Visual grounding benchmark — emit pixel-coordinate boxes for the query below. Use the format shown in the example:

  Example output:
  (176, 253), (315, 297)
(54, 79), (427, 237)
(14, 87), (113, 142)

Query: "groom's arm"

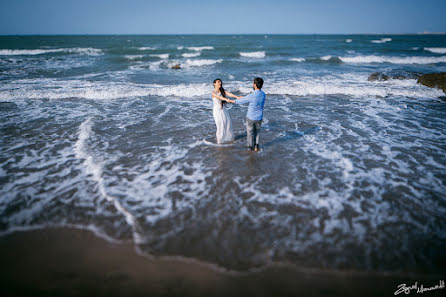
(234, 92), (254, 105)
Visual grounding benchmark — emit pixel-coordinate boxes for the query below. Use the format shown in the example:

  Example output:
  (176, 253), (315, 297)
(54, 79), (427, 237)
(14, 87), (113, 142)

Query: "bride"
(211, 79), (239, 144)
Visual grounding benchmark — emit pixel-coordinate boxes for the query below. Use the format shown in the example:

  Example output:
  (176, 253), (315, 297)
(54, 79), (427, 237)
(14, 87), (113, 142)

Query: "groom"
(229, 77), (266, 151)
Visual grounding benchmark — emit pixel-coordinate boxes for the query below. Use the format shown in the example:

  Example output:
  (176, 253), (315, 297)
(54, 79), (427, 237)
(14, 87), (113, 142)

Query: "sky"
(0, 0), (445, 35)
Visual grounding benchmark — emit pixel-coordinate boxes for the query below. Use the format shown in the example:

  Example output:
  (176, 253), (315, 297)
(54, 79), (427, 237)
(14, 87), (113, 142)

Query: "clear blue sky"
(1, 0), (445, 35)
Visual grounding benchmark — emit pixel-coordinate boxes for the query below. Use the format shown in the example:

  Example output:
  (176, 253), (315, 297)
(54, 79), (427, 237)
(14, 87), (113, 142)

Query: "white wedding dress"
(212, 93), (234, 144)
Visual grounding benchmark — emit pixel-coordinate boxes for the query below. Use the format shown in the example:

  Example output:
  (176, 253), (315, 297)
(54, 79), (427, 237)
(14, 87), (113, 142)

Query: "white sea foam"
(92, 137), (213, 230)
(339, 55), (446, 64)
(0, 49), (64, 55)
(345, 39), (352, 43)
(259, 74), (444, 98)
(67, 48), (103, 56)
(182, 58), (222, 67)
(0, 48), (103, 56)
(177, 46), (184, 50)
(424, 47), (446, 54)
(0, 78), (211, 100)
(289, 58), (305, 62)
(147, 60), (163, 70)
(371, 38), (392, 44)
(150, 53), (169, 59)
(182, 52), (201, 58)
(124, 55), (144, 60)
(146, 83), (209, 97)
(236, 74), (442, 98)
(156, 58), (222, 70)
(186, 46), (214, 51)
(74, 118), (143, 243)
(240, 51), (266, 58)
(1, 73), (443, 101)
(138, 47), (155, 50)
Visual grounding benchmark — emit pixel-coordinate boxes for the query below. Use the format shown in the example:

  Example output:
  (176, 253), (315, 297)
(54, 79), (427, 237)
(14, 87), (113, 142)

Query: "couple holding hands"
(211, 77), (266, 151)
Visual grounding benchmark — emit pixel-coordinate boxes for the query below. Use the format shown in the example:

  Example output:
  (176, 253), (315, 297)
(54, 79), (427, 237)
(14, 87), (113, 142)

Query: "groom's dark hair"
(254, 77), (263, 89)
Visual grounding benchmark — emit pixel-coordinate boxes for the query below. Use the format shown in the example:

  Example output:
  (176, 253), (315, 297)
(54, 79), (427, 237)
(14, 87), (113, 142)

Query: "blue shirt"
(235, 90), (266, 121)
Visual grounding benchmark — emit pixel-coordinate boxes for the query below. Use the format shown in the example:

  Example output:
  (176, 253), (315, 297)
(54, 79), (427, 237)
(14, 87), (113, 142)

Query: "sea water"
(0, 35), (445, 272)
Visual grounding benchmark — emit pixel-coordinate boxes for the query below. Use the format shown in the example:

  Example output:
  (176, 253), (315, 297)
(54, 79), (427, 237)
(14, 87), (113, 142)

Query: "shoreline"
(0, 227), (444, 297)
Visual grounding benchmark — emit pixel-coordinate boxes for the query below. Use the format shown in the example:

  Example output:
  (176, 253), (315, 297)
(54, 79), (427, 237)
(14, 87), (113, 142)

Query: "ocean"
(0, 35), (445, 273)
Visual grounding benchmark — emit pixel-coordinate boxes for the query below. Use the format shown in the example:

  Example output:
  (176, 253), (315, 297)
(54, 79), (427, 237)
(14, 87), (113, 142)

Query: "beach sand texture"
(1, 228), (444, 297)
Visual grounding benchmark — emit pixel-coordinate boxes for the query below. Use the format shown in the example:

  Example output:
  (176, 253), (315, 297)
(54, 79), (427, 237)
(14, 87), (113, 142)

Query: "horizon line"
(1, 32), (446, 36)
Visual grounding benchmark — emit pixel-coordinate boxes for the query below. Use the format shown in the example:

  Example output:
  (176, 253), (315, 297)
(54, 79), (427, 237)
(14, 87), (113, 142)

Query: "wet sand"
(0, 227), (444, 297)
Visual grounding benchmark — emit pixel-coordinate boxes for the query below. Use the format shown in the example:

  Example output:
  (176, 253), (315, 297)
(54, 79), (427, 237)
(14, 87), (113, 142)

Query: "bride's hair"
(213, 78), (226, 109)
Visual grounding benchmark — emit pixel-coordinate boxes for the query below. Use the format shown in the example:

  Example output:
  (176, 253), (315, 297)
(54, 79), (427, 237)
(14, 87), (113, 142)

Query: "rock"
(171, 64), (181, 69)
(391, 72), (420, 80)
(417, 73), (446, 93)
(368, 72), (422, 82)
(367, 72), (390, 81)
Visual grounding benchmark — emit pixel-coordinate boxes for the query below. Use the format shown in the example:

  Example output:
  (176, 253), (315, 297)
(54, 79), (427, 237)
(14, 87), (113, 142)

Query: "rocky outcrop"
(367, 72), (390, 81)
(417, 73), (446, 93)
(367, 72), (446, 96)
(171, 64), (181, 69)
(367, 72), (420, 82)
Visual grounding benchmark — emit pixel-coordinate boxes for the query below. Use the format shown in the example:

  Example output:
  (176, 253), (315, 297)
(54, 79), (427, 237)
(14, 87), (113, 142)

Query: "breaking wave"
(182, 52), (201, 58)
(1, 74), (443, 101)
(186, 46), (214, 51)
(288, 55), (446, 65)
(424, 47), (446, 54)
(150, 53), (169, 59)
(371, 38), (392, 44)
(339, 55), (446, 64)
(0, 48), (103, 56)
(240, 51), (266, 58)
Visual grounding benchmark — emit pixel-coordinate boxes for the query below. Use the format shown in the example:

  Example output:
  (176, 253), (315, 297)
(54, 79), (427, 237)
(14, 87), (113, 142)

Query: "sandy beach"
(0, 227), (444, 297)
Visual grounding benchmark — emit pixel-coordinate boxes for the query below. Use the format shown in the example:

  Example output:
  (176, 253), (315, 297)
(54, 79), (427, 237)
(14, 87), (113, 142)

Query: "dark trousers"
(246, 118), (262, 149)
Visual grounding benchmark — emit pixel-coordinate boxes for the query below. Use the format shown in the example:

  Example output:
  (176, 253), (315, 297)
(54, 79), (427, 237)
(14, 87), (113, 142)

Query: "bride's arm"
(212, 92), (232, 102)
(225, 91), (238, 99)
(226, 91), (242, 99)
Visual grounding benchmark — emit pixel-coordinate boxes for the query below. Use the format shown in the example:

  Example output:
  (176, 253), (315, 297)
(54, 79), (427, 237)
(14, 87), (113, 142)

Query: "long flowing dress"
(212, 93), (234, 144)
